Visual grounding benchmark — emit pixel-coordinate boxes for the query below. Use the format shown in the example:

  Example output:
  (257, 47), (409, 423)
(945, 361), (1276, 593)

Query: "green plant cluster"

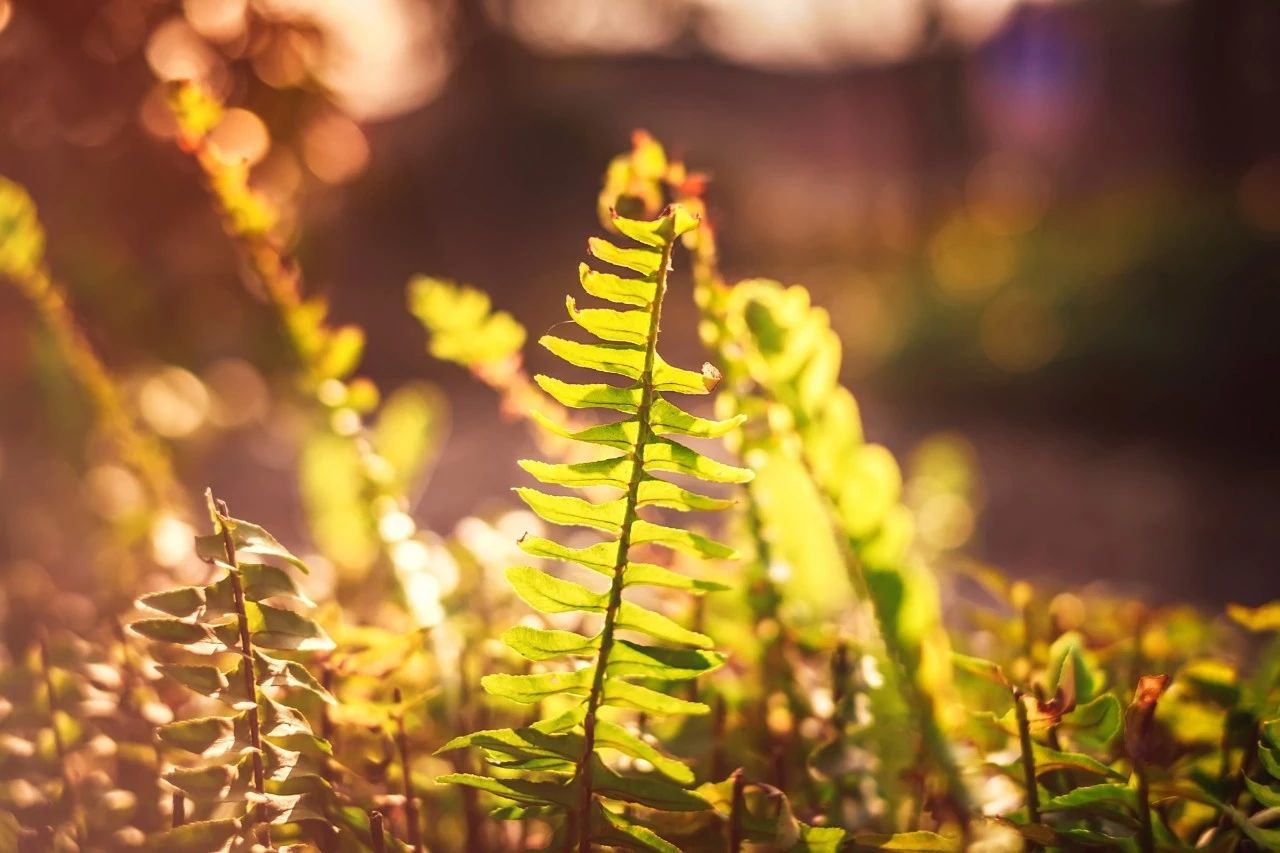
(1, 94), (1278, 853)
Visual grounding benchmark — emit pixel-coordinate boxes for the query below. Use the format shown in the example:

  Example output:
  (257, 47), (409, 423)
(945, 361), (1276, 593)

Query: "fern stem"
(1136, 764), (1154, 853)
(217, 499), (269, 849)
(571, 237), (676, 853)
(1013, 688), (1041, 847)
(392, 688), (423, 853)
(727, 768), (746, 853)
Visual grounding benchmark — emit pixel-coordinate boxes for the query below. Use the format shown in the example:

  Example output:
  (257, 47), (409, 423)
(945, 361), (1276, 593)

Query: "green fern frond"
(717, 278), (973, 824)
(132, 491), (391, 851)
(439, 204), (751, 851)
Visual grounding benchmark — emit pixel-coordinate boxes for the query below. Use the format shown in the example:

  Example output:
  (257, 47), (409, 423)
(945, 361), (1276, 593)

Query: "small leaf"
(159, 716), (241, 758)
(254, 651), (335, 703)
(156, 664), (231, 698)
(239, 563), (313, 606)
(652, 356), (715, 395)
(578, 263), (655, 308)
(530, 411), (638, 451)
(520, 457), (633, 491)
(624, 560), (728, 593)
(591, 756), (708, 811)
(245, 602), (335, 652)
(137, 587), (206, 618)
(1028, 743), (1124, 780)
(566, 296), (651, 345)
(594, 720), (693, 785)
(587, 238), (663, 276)
(593, 803), (681, 853)
(506, 566), (605, 615)
(603, 680), (709, 716)
(950, 653), (1009, 688)
(481, 670), (593, 704)
(501, 626), (598, 661)
(1063, 694), (1122, 750)
(514, 488), (626, 534)
(1041, 783), (1137, 815)
(643, 437), (754, 484)
(631, 519), (735, 560)
(541, 336), (646, 380)
(616, 600), (714, 648)
(648, 398), (743, 439)
(533, 375), (641, 414)
(436, 773), (573, 807)
(162, 759), (249, 801)
(519, 535), (616, 573)
(1245, 776), (1280, 808)
(607, 641), (724, 680)
(223, 517), (308, 573)
(130, 618), (214, 648)
(636, 478), (732, 512)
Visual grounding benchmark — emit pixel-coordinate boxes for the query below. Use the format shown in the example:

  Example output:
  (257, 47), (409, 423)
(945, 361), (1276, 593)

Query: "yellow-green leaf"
(566, 296), (651, 345)
(501, 626), (597, 660)
(514, 488), (626, 534)
(540, 336), (645, 380)
(587, 238), (663, 276)
(534, 375), (641, 414)
(578, 263), (655, 308)
(506, 567), (605, 615)
(632, 519), (735, 559)
(643, 438), (754, 484)
(482, 670), (593, 704)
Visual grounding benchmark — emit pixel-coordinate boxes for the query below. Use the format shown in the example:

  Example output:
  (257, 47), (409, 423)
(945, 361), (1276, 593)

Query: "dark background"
(1, 0), (1278, 603)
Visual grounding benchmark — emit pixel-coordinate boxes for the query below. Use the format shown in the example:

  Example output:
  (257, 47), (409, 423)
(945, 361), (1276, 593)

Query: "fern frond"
(440, 204), (751, 851)
(716, 278), (973, 825)
(132, 491), (391, 851)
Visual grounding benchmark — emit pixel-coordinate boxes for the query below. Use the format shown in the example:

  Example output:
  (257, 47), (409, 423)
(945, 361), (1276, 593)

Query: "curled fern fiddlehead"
(438, 204), (752, 851)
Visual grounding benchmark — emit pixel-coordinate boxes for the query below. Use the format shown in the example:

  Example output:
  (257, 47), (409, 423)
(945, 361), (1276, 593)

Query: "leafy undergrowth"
(0, 89), (1277, 852)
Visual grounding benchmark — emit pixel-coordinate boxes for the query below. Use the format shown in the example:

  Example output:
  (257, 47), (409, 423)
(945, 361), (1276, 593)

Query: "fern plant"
(131, 490), (391, 851)
(438, 203), (752, 851)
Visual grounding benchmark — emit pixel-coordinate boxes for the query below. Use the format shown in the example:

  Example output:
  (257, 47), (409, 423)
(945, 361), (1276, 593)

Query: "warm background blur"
(1, 0), (1278, 605)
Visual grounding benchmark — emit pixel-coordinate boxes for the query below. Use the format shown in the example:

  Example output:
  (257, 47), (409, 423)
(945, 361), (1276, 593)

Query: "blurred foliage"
(1, 103), (1279, 853)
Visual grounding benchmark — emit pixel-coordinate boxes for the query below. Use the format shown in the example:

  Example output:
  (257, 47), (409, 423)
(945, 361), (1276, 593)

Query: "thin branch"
(216, 498), (269, 849)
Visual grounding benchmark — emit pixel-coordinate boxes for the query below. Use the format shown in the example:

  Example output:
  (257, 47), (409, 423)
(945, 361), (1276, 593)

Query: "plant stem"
(392, 688), (423, 852)
(370, 811), (387, 853)
(712, 695), (728, 783)
(1136, 764), (1154, 853)
(216, 499), (269, 849)
(172, 793), (185, 828)
(1013, 688), (1041, 846)
(571, 236), (676, 853)
(37, 634), (80, 844)
(727, 768), (746, 853)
